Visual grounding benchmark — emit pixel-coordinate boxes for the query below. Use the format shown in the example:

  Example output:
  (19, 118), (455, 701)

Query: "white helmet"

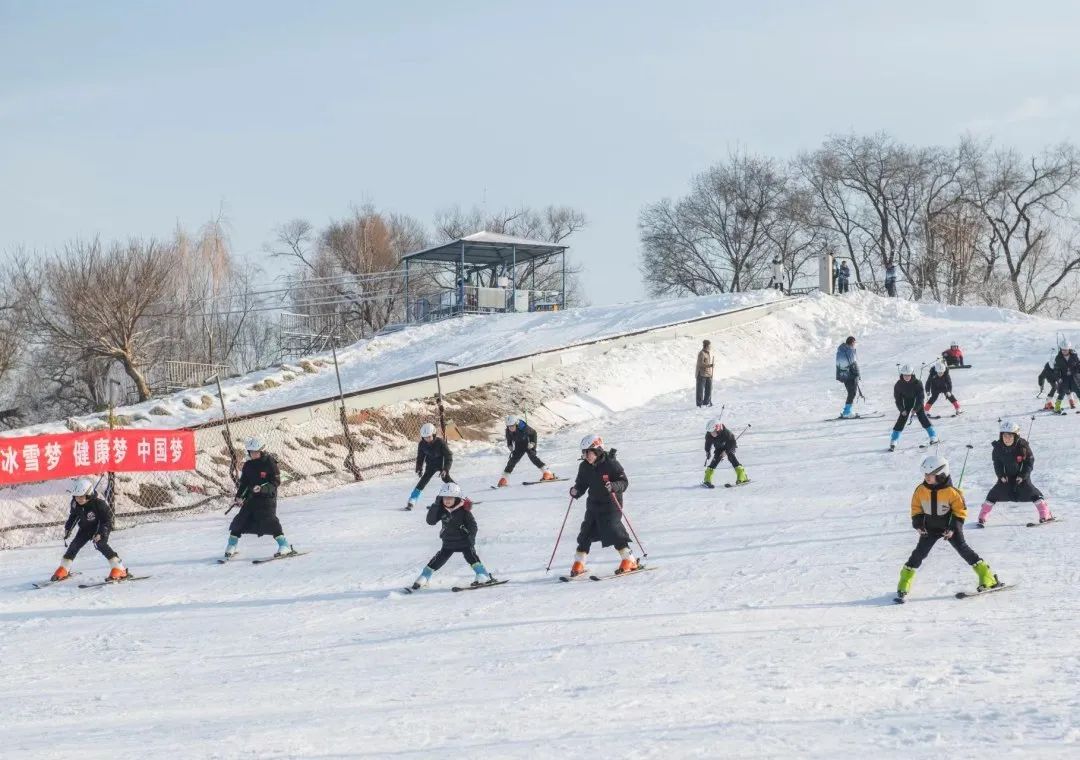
(707, 419), (724, 434)
(438, 482), (463, 500)
(899, 364), (915, 376)
(244, 437), (265, 452)
(419, 423), (436, 438)
(69, 477), (95, 497)
(505, 415), (520, 428)
(579, 433), (605, 453)
(950, 341), (959, 349)
(999, 419), (1021, 435)
(1058, 335), (1070, 349)
(1063, 341), (1074, 352)
(933, 359), (946, 374)
(921, 454), (950, 479)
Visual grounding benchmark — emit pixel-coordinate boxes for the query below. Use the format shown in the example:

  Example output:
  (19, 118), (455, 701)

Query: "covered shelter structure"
(400, 231), (568, 324)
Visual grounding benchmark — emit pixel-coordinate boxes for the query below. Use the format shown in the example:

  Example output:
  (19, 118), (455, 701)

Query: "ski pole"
(735, 424), (752, 440)
(545, 495), (575, 572)
(957, 444), (974, 488)
(602, 476), (648, 559)
(856, 381), (865, 401)
(1027, 414), (1036, 440)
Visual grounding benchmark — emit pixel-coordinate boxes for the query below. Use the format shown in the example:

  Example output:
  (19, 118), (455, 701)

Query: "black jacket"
(1053, 350), (1080, 379)
(415, 436), (452, 473)
(705, 428), (738, 457)
(573, 449), (628, 508)
(924, 367), (952, 394)
(992, 436), (1033, 480)
(894, 376), (925, 412)
(235, 454), (281, 501)
(1038, 362), (1058, 391)
(506, 423), (538, 452)
(64, 495), (114, 540)
(426, 498), (477, 551)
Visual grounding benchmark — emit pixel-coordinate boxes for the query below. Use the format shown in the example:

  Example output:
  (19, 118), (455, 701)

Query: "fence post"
(332, 343), (363, 481)
(434, 361), (460, 439)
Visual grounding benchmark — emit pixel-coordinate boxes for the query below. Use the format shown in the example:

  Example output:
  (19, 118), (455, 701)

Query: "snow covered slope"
(3, 292), (1079, 758)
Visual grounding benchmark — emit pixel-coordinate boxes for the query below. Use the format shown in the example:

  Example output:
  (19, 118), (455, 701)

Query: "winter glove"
(604, 481), (614, 492)
(528, 442), (535, 450)
(92, 534), (101, 543)
(1000, 476), (1008, 484)
(569, 487), (579, 498)
(415, 467), (422, 476)
(911, 514), (926, 531)
(441, 470), (449, 479)
(64, 528), (72, 541)
(1016, 476), (1024, 483)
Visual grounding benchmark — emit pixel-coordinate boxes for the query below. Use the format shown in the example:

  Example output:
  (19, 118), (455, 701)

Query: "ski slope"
(3, 293), (1079, 758)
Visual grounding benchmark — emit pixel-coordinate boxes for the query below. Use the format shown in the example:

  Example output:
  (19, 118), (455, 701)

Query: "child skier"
(407, 422), (453, 510)
(1052, 340), (1080, 413)
(976, 419), (1054, 526)
(895, 455), (1001, 602)
(835, 336), (860, 418)
(941, 342), (965, 368)
(50, 477), (129, 583)
(411, 482), (494, 590)
(496, 415), (555, 487)
(224, 438), (295, 560)
(889, 364), (938, 451)
(566, 434), (638, 577)
(924, 359), (962, 416)
(702, 419), (749, 488)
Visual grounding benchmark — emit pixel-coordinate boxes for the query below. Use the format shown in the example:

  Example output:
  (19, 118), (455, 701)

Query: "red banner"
(0, 429), (196, 486)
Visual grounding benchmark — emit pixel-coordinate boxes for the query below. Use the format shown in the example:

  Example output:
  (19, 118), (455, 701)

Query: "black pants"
(842, 378), (858, 405)
(838, 279), (849, 294)
(229, 500), (283, 538)
(893, 407), (931, 432)
(427, 546), (481, 570)
(926, 390), (957, 407)
(696, 375), (713, 406)
(415, 466), (453, 491)
(1056, 376), (1080, 400)
(64, 525), (118, 562)
(505, 447), (545, 473)
(905, 526), (981, 569)
(708, 450), (741, 469)
(885, 281), (896, 297)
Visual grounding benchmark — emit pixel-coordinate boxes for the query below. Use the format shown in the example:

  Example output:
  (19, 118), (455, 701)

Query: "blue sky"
(2, 0), (1079, 304)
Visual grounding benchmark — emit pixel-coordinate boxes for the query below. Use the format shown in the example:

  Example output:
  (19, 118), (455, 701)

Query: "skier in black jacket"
(976, 420), (1054, 526)
(702, 419), (749, 488)
(924, 359), (962, 416)
(407, 422), (454, 510)
(50, 477), (129, 583)
(566, 434), (637, 577)
(889, 364), (938, 451)
(496, 415), (555, 487)
(1038, 361), (1058, 410)
(1052, 342), (1080, 413)
(224, 438), (295, 560)
(410, 483), (493, 589)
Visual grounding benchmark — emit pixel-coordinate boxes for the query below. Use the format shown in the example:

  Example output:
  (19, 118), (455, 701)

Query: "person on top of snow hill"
(496, 415), (555, 487)
(1052, 340), (1080, 413)
(889, 364), (937, 452)
(837, 261), (851, 294)
(941, 342), (964, 368)
(976, 420), (1054, 527)
(567, 434), (636, 578)
(223, 438), (295, 560)
(702, 419), (749, 488)
(894, 455), (1001, 602)
(406, 422), (454, 510)
(835, 336), (860, 418)
(50, 477), (129, 583)
(924, 359), (962, 416)
(410, 483), (493, 590)
(695, 339), (715, 407)
(1038, 360), (1059, 410)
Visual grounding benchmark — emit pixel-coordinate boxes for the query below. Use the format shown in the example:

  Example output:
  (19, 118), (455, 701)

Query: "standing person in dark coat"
(835, 336), (860, 418)
(224, 438), (295, 560)
(496, 415), (555, 487)
(1038, 361), (1059, 410)
(889, 364), (938, 451)
(1052, 341), (1080, 413)
(923, 359), (962, 416)
(884, 263), (898, 297)
(701, 419), (749, 488)
(410, 483), (493, 589)
(407, 422), (453, 510)
(695, 339), (715, 407)
(50, 477), (129, 583)
(976, 420), (1054, 526)
(566, 434), (637, 578)
(837, 261), (851, 293)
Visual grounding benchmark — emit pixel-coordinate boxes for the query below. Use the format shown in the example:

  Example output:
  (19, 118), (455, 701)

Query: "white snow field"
(3, 292), (1079, 759)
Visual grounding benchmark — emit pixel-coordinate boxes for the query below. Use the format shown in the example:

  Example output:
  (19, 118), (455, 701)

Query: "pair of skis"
(33, 573), (152, 590)
(217, 549), (309, 565)
(825, 412), (885, 422)
(491, 477), (567, 490)
(894, 582), (1013, 604)
(402, 578), (509, 594)
(558, 565), (657, 583)
(702, 480), (751, 489)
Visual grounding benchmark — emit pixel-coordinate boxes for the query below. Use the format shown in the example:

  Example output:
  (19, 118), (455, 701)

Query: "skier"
(695, 339), (715, 407)
(837, 261), (851, 294)
(889, 364), (937, 451)
(496, 415), (555, 487)
(410, 482), (493, 590)
(702, 419), (749, 488)
(566, 434), (637, 578)
(976, 420), (1054, 526)
(884, 263), (897, 298)
(50, 477), (129, 582)
(835, 336), (860, 418)
(1038, 360), (1059, 410)
(1052, 340), (1080, 413)
(223, 437), (295, 559)
(894, 455), (1001, 602)
(924, 359), (962, 416)
(407, 422), (453, 510)
(941, 342), (965, 368)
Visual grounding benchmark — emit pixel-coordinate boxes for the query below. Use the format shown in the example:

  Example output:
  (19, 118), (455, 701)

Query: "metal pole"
(404, 260), (410, 324)
(332, 343), (362, 481)
(434, 360), (460, 439)
(210, 374), (240, 485)
(107, 379), (121, 509)
(561, 250), (566, 309)
(512, 245), (517, 312)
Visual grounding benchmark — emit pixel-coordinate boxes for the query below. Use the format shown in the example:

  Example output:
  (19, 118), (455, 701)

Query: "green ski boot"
(973, 560), (1000, 591)
(734, 465), (750, 484)
(895, 565), (916, 602)
(703, 467), (715, 489)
